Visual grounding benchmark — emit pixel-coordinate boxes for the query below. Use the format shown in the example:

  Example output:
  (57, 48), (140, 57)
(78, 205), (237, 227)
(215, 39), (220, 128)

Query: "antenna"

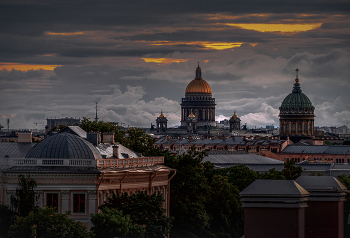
(7, 119), (9, 133)
(94, 102), (99, 122)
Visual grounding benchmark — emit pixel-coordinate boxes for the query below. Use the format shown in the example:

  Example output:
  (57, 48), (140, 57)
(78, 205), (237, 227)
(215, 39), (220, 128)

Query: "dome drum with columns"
(181, 65), (216, 128)
(279, 69), (315, 143)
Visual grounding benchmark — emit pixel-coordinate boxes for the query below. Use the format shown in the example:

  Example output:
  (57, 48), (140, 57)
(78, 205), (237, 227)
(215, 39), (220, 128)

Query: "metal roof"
(296, 176), (347, 192)
(281, 145), (350, 155)
(240, 179), (309, 197)
(59, 126), (87, 138)
(96, 143), (141, 159)
(25, 133), (102, 160)
(203, 153), (283, 164)
(0, 142), (34, 158)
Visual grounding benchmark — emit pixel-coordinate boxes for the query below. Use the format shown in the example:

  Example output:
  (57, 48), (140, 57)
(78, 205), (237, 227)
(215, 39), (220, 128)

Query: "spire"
(295, 68), (299, 83)
(195, 63), (202, 78)
(95, 102), (99, 122)
(292, 69), (302, 93)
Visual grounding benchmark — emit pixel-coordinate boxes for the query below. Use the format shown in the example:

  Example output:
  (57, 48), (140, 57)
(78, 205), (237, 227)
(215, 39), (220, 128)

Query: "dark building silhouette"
(181, 64), (216, 128)
(229, 111), (241, 132)
(156, 111), (168, 133)
(279, 69), (315, 143)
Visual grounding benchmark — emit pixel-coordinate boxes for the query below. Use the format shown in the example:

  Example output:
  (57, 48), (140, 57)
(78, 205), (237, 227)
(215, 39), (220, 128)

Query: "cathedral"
(180, 64), (216, 128)
(279, 69), (315, 143)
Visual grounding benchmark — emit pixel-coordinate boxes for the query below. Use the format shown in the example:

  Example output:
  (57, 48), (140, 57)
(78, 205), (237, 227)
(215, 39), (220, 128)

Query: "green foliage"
(309, 172), (324, 176)
(11, 175), (37, 217)
(259, 168), (285, 180)
(0, 204), (16, 238)
(215, 165), (258, 191)
(8, 207), (88, 238)
(324, 140), (331, 145)
(101, 191), (173, 238)
(343, 140), (350, 145)
(282, 159), (302, 180)
(90, 207), (145, 238)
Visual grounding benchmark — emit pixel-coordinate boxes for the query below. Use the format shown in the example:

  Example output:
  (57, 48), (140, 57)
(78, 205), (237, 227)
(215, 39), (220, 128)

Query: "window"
(73, 194), (85, 213)
(46, 193), (58, 208)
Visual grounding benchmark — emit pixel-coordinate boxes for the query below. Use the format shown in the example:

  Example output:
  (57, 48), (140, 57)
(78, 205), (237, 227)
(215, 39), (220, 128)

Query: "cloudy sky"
(1, 0), (350, 130)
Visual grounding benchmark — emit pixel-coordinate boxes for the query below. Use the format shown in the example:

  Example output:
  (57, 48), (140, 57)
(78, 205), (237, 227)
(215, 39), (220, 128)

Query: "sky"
(1, 0), (350, 130)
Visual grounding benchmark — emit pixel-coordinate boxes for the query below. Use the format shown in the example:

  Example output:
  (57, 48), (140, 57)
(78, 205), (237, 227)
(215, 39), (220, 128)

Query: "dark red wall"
(305, 201), (343, 238)
(244, 207), (305, 238)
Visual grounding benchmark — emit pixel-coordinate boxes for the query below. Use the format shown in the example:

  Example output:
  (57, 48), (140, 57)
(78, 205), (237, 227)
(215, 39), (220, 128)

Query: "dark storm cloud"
(0, 69), (44, 81)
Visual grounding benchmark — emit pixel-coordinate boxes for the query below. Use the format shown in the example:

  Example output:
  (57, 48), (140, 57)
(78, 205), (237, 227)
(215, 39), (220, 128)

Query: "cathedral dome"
(280, 71), (314, 114)
(185, 65), (212, 94)
(25, 132), (102, 160)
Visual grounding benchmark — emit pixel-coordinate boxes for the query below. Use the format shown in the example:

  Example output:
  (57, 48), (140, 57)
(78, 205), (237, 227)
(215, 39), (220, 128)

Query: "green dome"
(280, 78), (314, 114)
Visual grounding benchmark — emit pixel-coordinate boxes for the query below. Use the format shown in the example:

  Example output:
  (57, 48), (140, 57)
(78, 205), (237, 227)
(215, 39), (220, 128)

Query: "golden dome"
(185, 78), (212, 94)
(185, 64), (212, 94)
(158, 110), (165, 118)
(188, 109), (196, 118)
(232, 111), (238, 118)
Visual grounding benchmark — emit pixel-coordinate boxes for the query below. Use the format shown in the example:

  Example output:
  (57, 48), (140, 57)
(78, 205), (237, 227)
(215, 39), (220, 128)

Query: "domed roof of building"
(158, 111), (166, 118)
(232, 111), (239, 118)
(185, 65), (212, 94)
(280, 70), (314, 112)
(25, 132), (102, 160)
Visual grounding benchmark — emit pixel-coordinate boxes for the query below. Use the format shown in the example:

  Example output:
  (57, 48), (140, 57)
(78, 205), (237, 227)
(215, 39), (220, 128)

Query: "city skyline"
(1, 0), (350, 129)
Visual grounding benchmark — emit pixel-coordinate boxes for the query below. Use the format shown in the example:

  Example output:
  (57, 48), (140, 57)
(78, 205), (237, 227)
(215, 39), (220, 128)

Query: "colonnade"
(280, 119), (314, 136)
(181, 107), (215, 121)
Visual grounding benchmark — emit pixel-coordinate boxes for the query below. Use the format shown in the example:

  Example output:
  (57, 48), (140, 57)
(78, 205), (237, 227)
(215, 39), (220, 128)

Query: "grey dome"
(26, 132), (102, 160)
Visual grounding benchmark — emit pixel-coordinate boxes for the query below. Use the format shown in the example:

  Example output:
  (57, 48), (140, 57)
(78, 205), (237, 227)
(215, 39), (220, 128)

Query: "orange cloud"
(142, 58), (188, 64)
(249, 43), (258, 47)
(204, 60), (210, 63)
(0, 63), (61, 71)
(2, 116), (6, 118)
(225, 23), (322, 34)
(11, 115), (15, 117)
(46, 32), (84, 36)
(139, 41), (243, 50)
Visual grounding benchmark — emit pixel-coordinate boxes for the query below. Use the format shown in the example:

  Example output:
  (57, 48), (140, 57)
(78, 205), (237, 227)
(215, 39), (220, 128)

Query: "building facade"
(0, 129), (174, 230)
(229, 112), (241, 132)
(46, 117), (81, 132)
(180, 65), (216, 128)
(279, 69), (315, 143)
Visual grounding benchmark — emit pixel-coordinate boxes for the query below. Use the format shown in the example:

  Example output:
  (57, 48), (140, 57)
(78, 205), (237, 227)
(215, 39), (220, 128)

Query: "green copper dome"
(279, 77), (314, 114)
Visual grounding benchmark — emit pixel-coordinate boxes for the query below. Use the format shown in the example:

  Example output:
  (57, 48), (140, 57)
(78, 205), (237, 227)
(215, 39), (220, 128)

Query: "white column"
(61, 191), (69, 213)
(88, 191), (97, 229)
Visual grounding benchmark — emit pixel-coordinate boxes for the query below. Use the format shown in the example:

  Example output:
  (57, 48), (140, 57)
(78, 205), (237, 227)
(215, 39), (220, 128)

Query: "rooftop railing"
(97, 156), (164, 167)
(8, 158), (96, 167)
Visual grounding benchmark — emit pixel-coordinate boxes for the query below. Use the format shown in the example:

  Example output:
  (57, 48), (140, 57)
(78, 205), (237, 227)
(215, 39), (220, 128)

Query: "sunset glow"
(0, 63), (61, 71)
(46, 32), (84, 36)
(142, 58), (188, 64)
(225, 23), (322, 33)
(141, 41), (243, 50)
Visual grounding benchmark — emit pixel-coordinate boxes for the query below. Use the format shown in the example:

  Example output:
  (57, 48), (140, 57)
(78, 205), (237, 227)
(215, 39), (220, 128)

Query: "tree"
(169, 148), (212, 238)
(8, 207), (88, 238)
(215, 165), (258, 191)
(102, 191), (173, 238)
(90, 207), (145, 238)
(282, 159), (302, 180)
(11, 175), (37, 217)
(0, 204), (16, 238)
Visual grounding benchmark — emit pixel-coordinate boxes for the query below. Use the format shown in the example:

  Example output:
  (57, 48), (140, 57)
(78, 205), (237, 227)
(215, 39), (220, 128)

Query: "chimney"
(278, 136), (280, 140)
(250, 136), (253, 140)
(240, 180), (309, 238)
(102, 132), (114, 144)
(266, 136), (269, 140)
(232, 136), (235, 140)
(188, 135), (193, 139)
(87, 132), (100, 146)
(18, 131), (32, 143)
(201, 135), (205, 140)
(112, 145), (119, 158)
(296, 176), (347, 238)
(167, 135), (171, 140)
(211, 136), (215, 140)
(178, 136), (182, 140)
(243, 136), (246, 140)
